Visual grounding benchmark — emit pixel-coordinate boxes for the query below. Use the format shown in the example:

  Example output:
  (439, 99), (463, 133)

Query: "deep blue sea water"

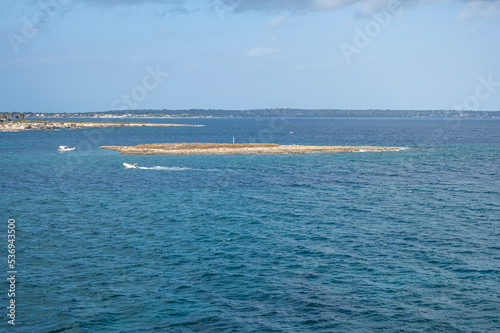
(1, 118), (500, 332)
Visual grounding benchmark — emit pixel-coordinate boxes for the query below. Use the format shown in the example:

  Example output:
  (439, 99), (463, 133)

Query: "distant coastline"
(23, 109), (500, 119)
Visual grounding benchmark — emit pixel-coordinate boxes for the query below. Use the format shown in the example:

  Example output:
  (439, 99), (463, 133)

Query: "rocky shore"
(0, 121), (203, 131)
(99, 142), (400, 155)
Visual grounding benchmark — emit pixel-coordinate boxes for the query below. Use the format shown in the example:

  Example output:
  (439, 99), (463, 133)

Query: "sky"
(0, 0), (499, 113)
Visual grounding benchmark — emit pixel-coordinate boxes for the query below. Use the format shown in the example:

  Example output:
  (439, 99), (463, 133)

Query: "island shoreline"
(0, 121), (203, 131)
(99, 142), (401, 155)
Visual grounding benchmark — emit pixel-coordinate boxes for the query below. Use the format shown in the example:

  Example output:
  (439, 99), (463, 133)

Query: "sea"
(1, 117), (499, 332)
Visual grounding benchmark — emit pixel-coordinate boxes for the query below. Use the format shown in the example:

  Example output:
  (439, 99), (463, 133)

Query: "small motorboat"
(123, 162), (138, 169)
(58, 146), (75, 152)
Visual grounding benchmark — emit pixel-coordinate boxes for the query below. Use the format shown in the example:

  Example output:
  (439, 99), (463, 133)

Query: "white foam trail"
(355, 147), (408, 153)
(137, 166), (192, 171)
(133, 166), (219, 171)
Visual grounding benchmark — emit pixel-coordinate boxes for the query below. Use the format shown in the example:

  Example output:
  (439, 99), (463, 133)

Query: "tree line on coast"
(0, 113), (26, 122)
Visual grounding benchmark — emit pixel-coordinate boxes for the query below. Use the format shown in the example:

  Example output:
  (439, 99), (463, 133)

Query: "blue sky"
(1, 0), (499, 113)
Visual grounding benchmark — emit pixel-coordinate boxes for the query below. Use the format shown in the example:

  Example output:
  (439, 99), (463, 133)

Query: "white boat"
(58, 146), (75, 152)
(123, 162), (138, 169)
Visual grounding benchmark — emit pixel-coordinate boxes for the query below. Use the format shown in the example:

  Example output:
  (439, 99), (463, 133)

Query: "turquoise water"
(1, 118), (500, 332)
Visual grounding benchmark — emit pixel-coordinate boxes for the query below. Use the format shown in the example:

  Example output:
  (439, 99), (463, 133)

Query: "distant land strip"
(99, 142), (401, 155)
(0, 121), (203, 131)
(25, 109), (500, 119)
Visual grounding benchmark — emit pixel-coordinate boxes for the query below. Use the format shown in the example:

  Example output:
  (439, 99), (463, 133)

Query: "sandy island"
(99, 142), (400, 155)
(0, 121), (203, 131)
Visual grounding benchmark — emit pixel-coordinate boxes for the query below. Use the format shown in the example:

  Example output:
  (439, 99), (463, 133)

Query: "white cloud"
(71, 0), (500, 19)
(118, 55), (148, 63)
(269, 15), (292, 28)
(313, 0), (357, 11)
(359, 0), (396, 13)
(457, 0), (500, 20)
(246, 47), (279, 57)
(154, 28), (171, 37)
(468, 18), (487, 33)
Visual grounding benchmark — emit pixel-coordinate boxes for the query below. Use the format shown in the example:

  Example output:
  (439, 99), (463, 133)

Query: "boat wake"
(124, 163), (218, 171)
(355, 147), (409, 153)
(137, 166), (193, 171)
